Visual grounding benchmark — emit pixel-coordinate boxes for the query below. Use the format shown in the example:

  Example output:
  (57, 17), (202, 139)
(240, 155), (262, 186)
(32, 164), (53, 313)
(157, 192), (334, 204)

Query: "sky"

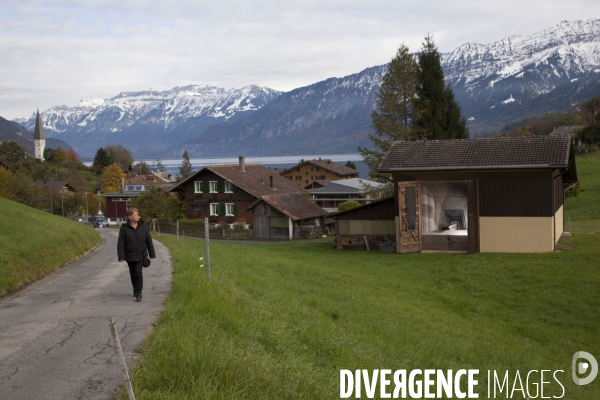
(1, 1), (598, 120)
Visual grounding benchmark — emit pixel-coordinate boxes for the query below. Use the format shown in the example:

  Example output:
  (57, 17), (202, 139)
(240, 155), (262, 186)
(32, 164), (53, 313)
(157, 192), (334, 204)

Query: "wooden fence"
(153, 222), (255, 240)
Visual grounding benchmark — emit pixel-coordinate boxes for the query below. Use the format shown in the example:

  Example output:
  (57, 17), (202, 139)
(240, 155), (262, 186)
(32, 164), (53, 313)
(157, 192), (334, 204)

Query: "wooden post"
(108, 317), (136, 400)
(176, 219), (179, 243)
(205, 218), (211, 281)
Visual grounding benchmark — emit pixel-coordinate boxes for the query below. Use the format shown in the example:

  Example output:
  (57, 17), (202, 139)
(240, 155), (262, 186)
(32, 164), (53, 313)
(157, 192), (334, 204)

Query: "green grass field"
(125, 153), (600, 399)
(563, 150), (600, 232)
(0, 197), (100, 297)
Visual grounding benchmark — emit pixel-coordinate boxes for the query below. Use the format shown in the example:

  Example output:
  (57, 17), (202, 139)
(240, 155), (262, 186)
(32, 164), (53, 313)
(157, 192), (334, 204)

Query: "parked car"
(94, 217), (110, 228)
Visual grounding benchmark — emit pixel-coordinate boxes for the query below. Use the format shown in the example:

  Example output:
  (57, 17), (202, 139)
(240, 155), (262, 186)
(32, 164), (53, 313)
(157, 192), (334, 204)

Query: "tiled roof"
(550, 125), (585, 135)
(247, 193), (327, 221)
(304, 180), (328, 189)
(171, 163), (308, 197)
(283, 159), (358, 176)
(379, 136), (572, 172)
(127, 175), (154, 184)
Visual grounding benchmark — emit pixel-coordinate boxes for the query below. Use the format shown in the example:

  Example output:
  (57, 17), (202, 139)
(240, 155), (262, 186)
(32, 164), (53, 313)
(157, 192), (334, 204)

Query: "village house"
(33, 181), (78, 195)
(102, 184), (154, 224)
(169, 156), (309, 226)
(333, 136), (577, 253)
(307, 178), (386, 212)
(246, 193), (327, 240)
(128, 170), (176, 186)
(280, 158), (359, 186)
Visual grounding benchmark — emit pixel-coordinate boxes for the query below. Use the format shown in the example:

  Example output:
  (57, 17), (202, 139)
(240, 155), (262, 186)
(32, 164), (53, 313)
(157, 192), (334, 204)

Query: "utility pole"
(50, 173), (57, 214)
(205, 218), (210, 281)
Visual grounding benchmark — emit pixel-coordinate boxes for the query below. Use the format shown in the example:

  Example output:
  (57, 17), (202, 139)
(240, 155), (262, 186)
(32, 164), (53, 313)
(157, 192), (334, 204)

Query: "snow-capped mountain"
(167, 19), (600, 156)
(444, 19), (600, 132)
(164, 65), (386, 157)
(21, 85), (282, 157)
(18, 19), (600, 158)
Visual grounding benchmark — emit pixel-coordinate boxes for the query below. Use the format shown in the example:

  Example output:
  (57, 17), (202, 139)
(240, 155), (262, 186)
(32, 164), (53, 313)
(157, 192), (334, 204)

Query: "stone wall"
(299, 225), (323, 239)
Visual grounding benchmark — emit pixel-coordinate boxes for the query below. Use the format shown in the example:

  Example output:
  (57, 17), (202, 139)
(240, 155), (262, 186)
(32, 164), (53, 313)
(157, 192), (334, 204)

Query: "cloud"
(0, 0), (597, 119)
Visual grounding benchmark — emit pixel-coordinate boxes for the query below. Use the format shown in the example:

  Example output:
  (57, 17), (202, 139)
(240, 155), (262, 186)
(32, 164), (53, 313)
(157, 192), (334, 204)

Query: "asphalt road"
(0, 228), (172, 400)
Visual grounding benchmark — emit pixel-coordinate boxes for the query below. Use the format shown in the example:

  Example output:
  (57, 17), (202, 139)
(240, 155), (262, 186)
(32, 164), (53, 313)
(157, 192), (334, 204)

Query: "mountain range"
(0, 116), (70, 156)
(17, 18), (600, 159)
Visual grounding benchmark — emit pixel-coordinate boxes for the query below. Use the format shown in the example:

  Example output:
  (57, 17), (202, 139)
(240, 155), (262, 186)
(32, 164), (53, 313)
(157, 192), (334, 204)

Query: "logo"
(572, 351), (598, 386)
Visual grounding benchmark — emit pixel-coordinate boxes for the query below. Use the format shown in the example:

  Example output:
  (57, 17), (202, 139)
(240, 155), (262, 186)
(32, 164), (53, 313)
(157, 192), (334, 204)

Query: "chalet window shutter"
(201, 181), (209, 193)
(218, 203), (226, 216)
(231, 184), (237, 193)
(233, 204), (237, 216)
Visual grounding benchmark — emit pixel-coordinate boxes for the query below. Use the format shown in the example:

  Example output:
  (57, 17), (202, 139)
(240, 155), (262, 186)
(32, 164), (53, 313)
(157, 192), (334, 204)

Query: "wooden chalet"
(33, 181), (78, 195)
(246, 193), (327, 240)
(169, 156), (309, 226)
(281, 158), (359, 186)
(378, 136), (577, 253)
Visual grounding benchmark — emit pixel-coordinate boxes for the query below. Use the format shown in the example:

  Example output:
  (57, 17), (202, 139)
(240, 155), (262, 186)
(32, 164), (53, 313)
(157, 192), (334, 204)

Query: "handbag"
(143, 256), (151, 267)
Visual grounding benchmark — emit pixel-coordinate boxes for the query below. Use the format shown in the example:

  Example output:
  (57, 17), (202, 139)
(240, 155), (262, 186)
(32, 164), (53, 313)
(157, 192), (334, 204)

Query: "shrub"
(338, 200), (362, 212)
(232, 218), (247, 230)
(179, 218), (205, 228)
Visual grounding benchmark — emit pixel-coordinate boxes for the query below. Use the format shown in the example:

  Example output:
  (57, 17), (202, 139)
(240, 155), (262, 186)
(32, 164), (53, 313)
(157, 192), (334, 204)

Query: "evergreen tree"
(132, 161), (150, 175)
(358, 43), (420, 173)
(345, 160), (357, 170)
(43, 148), (56, 163)
(155, 157), (164, 171)
(178, 150), (193, 180)
(92, 148), (114, 173)
(415, 35), (468, 140)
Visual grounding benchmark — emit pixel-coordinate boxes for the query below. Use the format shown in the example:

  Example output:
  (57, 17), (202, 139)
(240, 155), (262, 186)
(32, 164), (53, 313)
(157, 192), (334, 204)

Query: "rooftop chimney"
(238, 155), (245, 172)
(269, 175), (274, 189)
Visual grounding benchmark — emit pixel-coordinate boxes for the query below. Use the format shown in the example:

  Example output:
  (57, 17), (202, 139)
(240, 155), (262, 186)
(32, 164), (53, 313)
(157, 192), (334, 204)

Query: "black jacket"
(117, 220), (156, 262)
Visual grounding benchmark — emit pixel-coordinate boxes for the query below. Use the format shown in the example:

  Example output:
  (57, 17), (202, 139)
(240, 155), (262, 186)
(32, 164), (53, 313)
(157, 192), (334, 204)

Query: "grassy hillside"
(564, 150), (600, 232)
(0, 197), (100, 296)
(125, 152), (599, 399)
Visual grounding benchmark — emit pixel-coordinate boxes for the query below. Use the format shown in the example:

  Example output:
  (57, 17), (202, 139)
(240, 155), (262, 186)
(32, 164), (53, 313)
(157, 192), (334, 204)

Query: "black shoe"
(135, 290), (142, 302)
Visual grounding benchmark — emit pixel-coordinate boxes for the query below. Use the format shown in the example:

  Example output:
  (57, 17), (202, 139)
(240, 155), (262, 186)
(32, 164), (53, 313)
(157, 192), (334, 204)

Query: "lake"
(132, 154), (370, 179)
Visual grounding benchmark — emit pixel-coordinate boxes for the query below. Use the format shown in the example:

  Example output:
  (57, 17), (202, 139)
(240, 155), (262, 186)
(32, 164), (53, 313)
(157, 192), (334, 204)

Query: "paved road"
(0, 228), (172, 400)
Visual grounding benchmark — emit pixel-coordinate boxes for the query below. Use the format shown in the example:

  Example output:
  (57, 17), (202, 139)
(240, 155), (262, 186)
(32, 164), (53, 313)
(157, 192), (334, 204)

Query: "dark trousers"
(127, 260), (144, 292)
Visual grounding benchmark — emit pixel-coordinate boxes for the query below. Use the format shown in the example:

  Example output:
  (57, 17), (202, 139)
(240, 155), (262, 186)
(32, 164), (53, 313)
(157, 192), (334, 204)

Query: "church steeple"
(33, 109), (46, 161)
